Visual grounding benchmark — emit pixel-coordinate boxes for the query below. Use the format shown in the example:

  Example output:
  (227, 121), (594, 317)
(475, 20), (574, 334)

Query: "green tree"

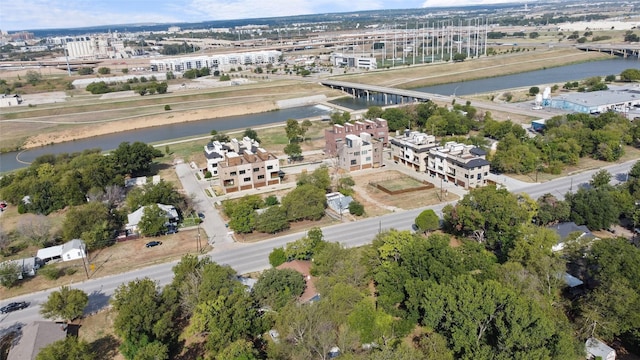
(535, 193), (570, 225)
(284, 119), (301, 143)
(296, 166), (331, 192)
(36, 337), (93, 360)
(216, 339), (258, 360)
(132, 341), (168, 360)
(210, 129), (230, 143)
(97, 67), (111, 75)
(254, 205), (289, 233)
(62, 202), (116, 250)
(25, 70), (42, 85)
(253, 268), (306, 309)
(77, 67), (93, 75)
(529, 32), (540, 39)
(269, 247), (287, 267)
(414, 209), (440, 233)
(300, 119), (312, 141)
(590, 169), (611, 188)
(282, 184), (326, 221)
(40, 286), (89, 323)
(138, 204), (168, 237)
(349, 200), (364, 216)
(452, 53), (467, 62)
(620, 68), (640, 82)
(243, 128), (260, 143)
(110, 141), (162, 176)
(0, 262), (21, 288)
(566, 187), (620, 230)
(284, 142), (302, 161)
(365, 106), (384, 120)
(228, 201), (256, 234)
(528, 86), (540, 96)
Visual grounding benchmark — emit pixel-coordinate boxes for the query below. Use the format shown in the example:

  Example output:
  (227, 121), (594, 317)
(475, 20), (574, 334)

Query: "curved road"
(1, 158), (637, 331)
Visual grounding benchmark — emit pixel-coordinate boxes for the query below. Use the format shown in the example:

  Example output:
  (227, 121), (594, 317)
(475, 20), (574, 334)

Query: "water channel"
(1, 56), (638, 172)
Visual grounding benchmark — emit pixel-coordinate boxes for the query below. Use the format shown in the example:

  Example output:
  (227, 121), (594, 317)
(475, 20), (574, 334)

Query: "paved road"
(2, 158), (637, 331)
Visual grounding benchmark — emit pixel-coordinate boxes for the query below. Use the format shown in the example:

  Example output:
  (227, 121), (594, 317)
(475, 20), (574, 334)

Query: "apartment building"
(205, 137), (280, 193)
(427, 142), (491, 189)
(337, 133), (384, 171)
(389, 130), (437, 172)
(324, 118), (389, 156)
(150, 50), (281, 73)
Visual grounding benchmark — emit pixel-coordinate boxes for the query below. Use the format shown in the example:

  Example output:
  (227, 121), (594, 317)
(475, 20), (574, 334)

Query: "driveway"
(175, 163), (233, 246)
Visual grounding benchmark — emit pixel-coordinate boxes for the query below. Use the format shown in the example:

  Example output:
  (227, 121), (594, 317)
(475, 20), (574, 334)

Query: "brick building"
(337, 133), (384, 171)
(324, 118), (389, 156)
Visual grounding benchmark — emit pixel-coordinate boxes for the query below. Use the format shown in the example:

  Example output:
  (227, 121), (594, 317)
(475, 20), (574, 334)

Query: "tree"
(62, 202), (116, 250)
(0, 262), (21, 288)
(282, 184), (326, 222)
(254, 205), (289, 233)
(452, 53), (467, 62)
(590, 169), (611, 188)
(620, 68), (640, 82)
(300, 119), (312, 141)
(414, 209), (440, 234)
(25, 70), (42, 85)
(566, 187), (620, 230)
(138, 204), (167, 237)
(605, 74), (616, 82)
(285, 119), (301, 143)
(269, 247), (287, 267)
(77, 67), (93, 75)
(365, 106), (384, 120)
(296, 166), (331, 192)
(211, 129), (230, 143)
(535, 193), (570, 225)
(17, 214), (53, 246)
(97, 67), (111, 75)
(228, 201), (256, 234)
(349, 200), (364, 216)
(110, 141), (162, 176)
(36, 337), (93, 360)
(528, 86), (540, 96)
(284, 142), (302, 161)
(253, 268), (306, 309)
(243, 128), (260, 143)
(122, 68), (129, 74)
(131, 341), (168, 360)
(529, 32), (540, 39)
(40, 286), (89, 323)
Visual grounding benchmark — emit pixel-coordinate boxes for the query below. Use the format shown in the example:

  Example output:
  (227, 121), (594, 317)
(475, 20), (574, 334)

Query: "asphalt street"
(1, 158), (638, 331)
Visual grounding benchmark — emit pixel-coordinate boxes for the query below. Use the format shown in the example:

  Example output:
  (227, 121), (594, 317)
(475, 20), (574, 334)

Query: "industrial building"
(332, 53), (377, 70)
(549, 85), (640, 115)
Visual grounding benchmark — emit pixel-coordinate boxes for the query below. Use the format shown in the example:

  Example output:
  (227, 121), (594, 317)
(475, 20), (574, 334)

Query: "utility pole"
(80, 244), (89, 279)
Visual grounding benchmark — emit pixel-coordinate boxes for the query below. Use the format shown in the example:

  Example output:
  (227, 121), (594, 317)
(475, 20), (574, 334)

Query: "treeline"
(86, 78), (168, 95)
(223, 167), (362, 234)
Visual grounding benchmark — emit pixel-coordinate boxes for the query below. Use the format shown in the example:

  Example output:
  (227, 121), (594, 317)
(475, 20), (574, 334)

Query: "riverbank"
(4, 48), (615, 150)
(21, 100), (278, 149)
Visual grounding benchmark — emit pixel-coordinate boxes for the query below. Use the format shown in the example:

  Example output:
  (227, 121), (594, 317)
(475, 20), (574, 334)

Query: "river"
(1, 57), (638, 173)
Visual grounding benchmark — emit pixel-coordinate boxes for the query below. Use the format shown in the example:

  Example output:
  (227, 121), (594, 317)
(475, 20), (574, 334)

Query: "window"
(239, 170), (246, 175)
(484, 172), (488, 176)
(244, 177), (251, 182)
(253, 167), (259, 172)
(351, 159), (357, 165)
(230, 171), (237, 176)
(366, 157), (371, 162)
(267, 165), (273, 170)
(354, 152), (360, 156)
(465, 174), (469, 178)
(477, 173), (481, 179)
(258, 175), (265, 179)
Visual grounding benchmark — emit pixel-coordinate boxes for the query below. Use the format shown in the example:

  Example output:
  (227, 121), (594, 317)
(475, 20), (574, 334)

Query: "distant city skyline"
(2, 0), (530, 31)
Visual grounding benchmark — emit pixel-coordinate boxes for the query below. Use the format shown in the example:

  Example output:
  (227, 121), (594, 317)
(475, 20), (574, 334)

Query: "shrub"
(349, 201), (364, 216)
(40, 266), (63, 280)
(265, 195), (279, 206)
(204, 171), (212, 179)
(269, 247), (287, 267)
(64, 267), (78, 276)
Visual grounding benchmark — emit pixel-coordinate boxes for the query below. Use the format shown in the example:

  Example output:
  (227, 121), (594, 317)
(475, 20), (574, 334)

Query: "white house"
(586, 338), (616, 360)
(1, 257), (43, 279)
(126, 204), (179, 233)
(37, 239), (86, 263)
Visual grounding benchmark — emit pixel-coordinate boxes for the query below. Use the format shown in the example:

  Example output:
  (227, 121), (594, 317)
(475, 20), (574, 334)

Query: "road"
(1, 158), (637, 331)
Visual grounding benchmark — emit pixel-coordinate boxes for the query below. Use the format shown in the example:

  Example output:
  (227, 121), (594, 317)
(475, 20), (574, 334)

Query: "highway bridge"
(576, 44), (640, 59)
(320, 80), (441, 105)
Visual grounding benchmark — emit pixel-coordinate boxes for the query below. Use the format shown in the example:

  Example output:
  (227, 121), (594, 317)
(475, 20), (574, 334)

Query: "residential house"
(426, 141), (491, 189)
(7, 321), (68, 360)
(216, 138), (280, 194)
(1, 257), (42, 279)
(390, 130), (437, 172)
(548, 222), (597, 252)
(276, 260), (320, 303)
(126, 204), (179, 234)
(203, 140), (232, 176)
(337, 133), (383, 171)
(585, 338), (616, 360)
(37, 239), (87, 263)
(325, 118), (389, 156)
(326, 192), (353, 215)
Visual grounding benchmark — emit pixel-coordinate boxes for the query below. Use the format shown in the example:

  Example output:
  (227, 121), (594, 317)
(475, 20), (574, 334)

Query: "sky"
(1, 0), (528, 31)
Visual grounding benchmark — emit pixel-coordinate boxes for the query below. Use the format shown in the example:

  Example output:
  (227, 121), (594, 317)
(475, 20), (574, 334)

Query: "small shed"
(2, 257), (43, 279)
(585, 338), (616, 360)
(326, 192), (353, 214)
(36, 245), (64, 263)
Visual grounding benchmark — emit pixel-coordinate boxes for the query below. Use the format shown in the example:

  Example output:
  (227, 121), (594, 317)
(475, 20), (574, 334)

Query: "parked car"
(1, 301), (29, 314)
(145, 241), (162, 248)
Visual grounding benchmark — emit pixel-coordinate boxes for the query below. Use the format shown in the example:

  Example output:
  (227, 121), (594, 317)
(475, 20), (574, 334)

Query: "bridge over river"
(576, 44), (640, 59)
(319, 80), (447, 105)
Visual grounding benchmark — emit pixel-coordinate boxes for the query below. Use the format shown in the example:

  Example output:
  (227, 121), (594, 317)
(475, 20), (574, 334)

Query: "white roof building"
(37, 240), (86, 262)
(586, 338), (616, 360)
(126, 204), (179, 233)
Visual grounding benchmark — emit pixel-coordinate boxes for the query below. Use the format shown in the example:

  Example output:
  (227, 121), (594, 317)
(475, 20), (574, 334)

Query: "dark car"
(1, 301), (29, 314)
(145, 241), (162, 248)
